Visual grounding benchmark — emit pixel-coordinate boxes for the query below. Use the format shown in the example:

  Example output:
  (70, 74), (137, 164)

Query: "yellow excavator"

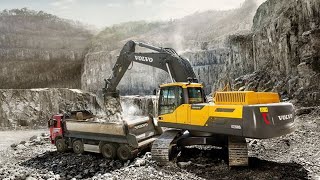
(102, 40), (296, 166)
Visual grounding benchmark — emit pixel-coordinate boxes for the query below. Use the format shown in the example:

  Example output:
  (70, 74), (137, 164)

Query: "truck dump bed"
(63, 111), (159, 149)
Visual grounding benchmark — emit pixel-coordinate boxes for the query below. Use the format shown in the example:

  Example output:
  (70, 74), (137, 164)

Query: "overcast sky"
(0, 0), (250, 28)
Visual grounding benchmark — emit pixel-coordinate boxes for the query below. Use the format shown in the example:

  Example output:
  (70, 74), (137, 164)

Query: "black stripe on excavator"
(191, 104), (205, 110)
(215, 108), (235, 112)
(206, 117), (241, 126)
(158, 118), (243, 137)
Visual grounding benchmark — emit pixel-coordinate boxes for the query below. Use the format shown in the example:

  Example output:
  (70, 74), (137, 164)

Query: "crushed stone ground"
(0, 108), (319, 180)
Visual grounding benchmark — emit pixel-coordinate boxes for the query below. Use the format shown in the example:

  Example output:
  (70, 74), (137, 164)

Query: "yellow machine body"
(157, 82), (295, 139)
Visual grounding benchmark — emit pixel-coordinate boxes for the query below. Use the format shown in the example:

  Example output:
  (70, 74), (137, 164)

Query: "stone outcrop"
(0, 8), (93, 89)
(183, 34), (255, 93)
(232, 0), (320, 105)
(81, 0), (259, 95)
(0, 88), (157, 128)
(0, 89), (102, 128)
(165, 0), (320, 106)
(81, 0), (320, 106)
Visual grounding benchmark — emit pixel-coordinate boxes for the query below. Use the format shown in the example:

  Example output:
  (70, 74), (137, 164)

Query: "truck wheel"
(73, 140), (84, 154)
(55, 139), (67, 152)
(101, 143), (117, 159)
(117, 145), (132, 161)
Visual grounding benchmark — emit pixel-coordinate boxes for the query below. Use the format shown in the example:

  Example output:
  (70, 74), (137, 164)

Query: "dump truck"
(48, 110), (160, 161)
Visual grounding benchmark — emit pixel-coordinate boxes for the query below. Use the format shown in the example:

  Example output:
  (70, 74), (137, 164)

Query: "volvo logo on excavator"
(278, 114), (293, 121)
(135, 55), (153, 62)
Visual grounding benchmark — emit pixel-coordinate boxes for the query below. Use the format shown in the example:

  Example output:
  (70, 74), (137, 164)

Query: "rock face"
(0, 8), (93, 89)
(0, 89), (102, 128)
(81, 0), (259, 95)
(229, 0), (320, 105)
(182, 0), (320, 105)
(183, 35), (255, 93)
(82, 0), (320, 106)
(0, 89), (156, 128)
(254, 0), (320, 105)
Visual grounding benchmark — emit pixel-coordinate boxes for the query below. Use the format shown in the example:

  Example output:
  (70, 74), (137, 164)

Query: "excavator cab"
(158, 82), (205, 117)
(158, 85), (184, 115)
(187, 87), (205, 104)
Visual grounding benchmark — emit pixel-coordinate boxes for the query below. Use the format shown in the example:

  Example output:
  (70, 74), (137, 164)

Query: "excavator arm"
(103, 40), (197, 97)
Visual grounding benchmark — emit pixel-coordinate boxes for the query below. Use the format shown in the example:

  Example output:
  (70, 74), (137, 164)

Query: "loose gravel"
(0, 108), (319, 180)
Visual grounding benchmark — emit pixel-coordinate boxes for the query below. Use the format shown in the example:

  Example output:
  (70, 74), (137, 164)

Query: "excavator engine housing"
(214, 91), (280, 105)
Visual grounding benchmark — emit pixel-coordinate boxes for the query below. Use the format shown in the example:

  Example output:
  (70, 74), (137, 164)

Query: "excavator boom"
(103, 40), (197, 96)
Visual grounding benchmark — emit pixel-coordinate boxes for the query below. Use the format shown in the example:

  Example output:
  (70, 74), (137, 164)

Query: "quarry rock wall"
(0, 88), (155, 128)
(0, 9), (93, 89)
(245, 0), (320, 105)
(0, 89), (101, 128)
(182, 0), (320, 106)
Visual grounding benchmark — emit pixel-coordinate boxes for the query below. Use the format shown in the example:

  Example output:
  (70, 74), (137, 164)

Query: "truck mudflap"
(242, 102), (296, 139)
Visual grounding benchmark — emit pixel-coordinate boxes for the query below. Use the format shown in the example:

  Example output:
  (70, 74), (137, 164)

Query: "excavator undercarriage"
(151, 130), (249, 166)
(151, 129), (248, 166)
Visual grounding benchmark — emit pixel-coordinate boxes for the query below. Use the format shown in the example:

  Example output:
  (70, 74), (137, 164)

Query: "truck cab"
(48, 114), (64, 145)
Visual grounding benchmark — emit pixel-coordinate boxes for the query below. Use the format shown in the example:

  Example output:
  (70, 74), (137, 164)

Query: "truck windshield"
(188, 87), (204, 104)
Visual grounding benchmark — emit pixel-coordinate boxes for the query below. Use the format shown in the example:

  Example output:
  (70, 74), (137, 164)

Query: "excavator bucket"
(95, 89), (123, 122)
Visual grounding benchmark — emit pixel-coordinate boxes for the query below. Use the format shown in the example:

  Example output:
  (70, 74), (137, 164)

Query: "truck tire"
(73, 140), (84, 154)
(101, 143), (117, 159)
(117, 144), (133, 161)
(55, 138), (67, 152)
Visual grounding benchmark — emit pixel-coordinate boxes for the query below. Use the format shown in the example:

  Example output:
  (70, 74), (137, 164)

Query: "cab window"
(48, 118), (57, 128)
(159, 86), (184, 115)
(188, 87), (204, 104)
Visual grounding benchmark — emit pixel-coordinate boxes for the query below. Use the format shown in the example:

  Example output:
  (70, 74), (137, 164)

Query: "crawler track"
(151, 129), (182, 165)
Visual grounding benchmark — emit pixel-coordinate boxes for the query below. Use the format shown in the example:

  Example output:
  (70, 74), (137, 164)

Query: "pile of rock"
(1, 122), (317, 180)
(85, 115), (124, 124)
(120, 95), (157, 117)
(89, 95), (124, 124)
